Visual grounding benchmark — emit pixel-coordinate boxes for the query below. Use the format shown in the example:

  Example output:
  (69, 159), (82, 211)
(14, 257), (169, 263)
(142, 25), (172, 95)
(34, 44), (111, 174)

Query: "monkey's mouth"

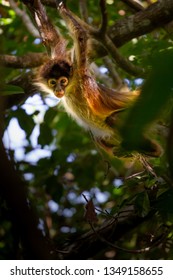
(54, 90), (64, 98)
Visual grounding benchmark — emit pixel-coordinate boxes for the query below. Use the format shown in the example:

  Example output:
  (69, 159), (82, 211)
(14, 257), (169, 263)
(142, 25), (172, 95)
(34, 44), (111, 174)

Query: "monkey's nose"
(54, 84), (64, 98)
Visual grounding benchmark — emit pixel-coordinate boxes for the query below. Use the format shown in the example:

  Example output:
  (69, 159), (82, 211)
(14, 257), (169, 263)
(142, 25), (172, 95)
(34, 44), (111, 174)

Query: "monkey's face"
(47, 76), (68, 98)
(36, 59), (72, 98)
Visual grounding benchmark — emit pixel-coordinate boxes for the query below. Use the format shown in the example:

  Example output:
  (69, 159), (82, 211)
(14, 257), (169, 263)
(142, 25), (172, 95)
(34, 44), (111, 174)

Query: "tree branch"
(60, 208), (156, 259)
(121, 0), (145, 12)
(0, 52), (48, 68)
(103, 57), (123, 88)
(101, 34), (145, 76)
(42, 0), (173, 49)
(3, 0), (173, 77)
(99, 0), (108, 35)
(109, 0), (173, 47)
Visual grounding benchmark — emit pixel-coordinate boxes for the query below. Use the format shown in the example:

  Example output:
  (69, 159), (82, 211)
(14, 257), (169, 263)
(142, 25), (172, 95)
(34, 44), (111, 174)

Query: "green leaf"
(44, 108), (58, 124)
(121, 50), (173, 152)
(0, 85), (24, 95)
(134, 192), (150, 217)
(155, 189), (173, 221)
(16, 108), (35, 138)
(38, 123), (53, 146)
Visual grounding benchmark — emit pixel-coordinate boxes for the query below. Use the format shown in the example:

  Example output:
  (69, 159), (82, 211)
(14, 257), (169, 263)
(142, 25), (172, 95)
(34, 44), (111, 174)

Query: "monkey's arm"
(22, 0), (66, 58)
(56, 0), (88, 70)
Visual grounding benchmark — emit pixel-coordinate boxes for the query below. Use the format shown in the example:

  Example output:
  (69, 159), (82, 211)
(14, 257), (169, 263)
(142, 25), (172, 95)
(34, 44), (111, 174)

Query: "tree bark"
(109, 0), (173, 47)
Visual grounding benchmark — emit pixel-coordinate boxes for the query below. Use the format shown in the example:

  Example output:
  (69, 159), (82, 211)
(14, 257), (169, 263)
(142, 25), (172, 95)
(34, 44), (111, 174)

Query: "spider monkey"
(23, 0), (162, 157)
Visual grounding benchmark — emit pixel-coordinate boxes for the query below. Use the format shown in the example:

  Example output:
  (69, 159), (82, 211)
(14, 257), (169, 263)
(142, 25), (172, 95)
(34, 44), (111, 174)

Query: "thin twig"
(125, 170), (145, 180)
(102, 34), (145, 76)
(139, 155), (157, 178)
(90, 222), (139, 253)
(103, 57), (122, 87)
(89, 221), (167, 254)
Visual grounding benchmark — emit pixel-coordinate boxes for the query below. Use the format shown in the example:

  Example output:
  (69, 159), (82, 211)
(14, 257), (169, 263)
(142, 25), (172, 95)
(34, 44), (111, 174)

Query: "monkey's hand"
(56, 0), (66, 9)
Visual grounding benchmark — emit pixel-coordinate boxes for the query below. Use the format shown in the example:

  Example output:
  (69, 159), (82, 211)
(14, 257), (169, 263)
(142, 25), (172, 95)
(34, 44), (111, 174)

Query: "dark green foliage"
(121, 51), (173, 150)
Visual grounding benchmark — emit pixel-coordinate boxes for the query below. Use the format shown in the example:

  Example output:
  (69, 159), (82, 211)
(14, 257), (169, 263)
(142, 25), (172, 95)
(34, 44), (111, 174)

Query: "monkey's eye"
(58, 76), (69, 87)
(48, 78), (57, 88)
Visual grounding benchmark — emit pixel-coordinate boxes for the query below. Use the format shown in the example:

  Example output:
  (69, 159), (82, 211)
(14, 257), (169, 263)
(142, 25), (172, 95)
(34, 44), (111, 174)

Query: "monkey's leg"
(121, 136), (163, 157)
(22, 0), (66, 57)
(56, 1), (88, 70)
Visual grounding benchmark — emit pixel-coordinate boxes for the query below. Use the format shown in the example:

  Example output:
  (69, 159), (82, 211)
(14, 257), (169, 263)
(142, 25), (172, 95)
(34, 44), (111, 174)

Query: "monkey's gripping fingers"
(56, 0), (66, 9)
(56, 0), (88, 44)
(55, 0), (88, 68)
